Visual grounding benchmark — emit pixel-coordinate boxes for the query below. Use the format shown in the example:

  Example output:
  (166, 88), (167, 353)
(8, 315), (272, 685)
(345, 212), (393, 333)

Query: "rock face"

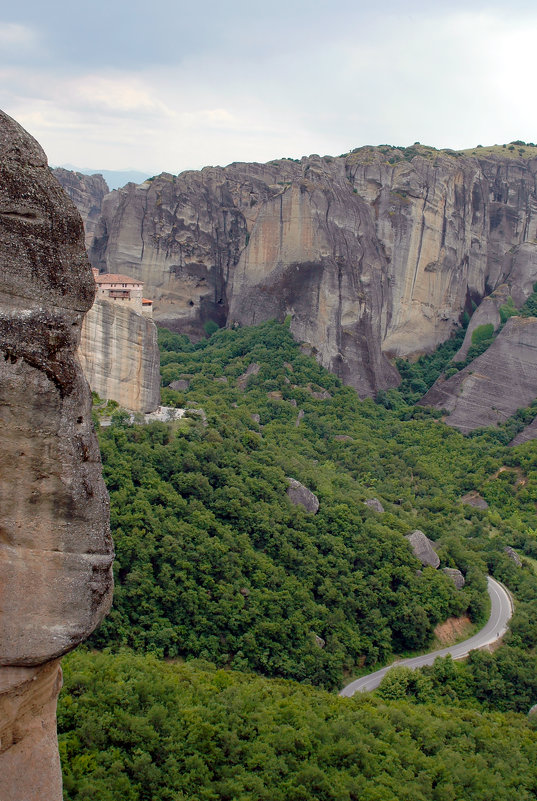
(421, 317), (537, 431)
(53, 168), (109, 251)
(505, 546), (522, 567)
(364, 497), (385, 513)
(0, 110), (114, 800)
(286, 478), (319, 514)
(72, 145), (537, 396)
(237, 362), (260, 390)
(78, 298), (160, 412)
(453, 284), (510, 362)
(460, 492), (489, 509)
(405, 530), (440, 569)
(442, 568), (465, 589)
(509, 415), (537, 446)
(169, 378), (190, 391)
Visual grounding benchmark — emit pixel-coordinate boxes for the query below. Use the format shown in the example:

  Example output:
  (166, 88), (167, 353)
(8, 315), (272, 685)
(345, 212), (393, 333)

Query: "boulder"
(286, 478), (319, 514)
(364, 498), (385, 513)
(442, 568), (465, 589)
(460, 492), (489, 509)
(237, 362), (260, 390)
(405, 530), (440, 569)
(505, 546), (522, 567)
(169, 378), (190, 391)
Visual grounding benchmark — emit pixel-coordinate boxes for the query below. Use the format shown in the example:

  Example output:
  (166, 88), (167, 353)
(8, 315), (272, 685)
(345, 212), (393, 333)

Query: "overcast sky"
(1, 0), (537, 175)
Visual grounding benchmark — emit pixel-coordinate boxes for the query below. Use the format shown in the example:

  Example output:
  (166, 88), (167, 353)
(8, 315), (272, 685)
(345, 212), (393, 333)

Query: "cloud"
(0, 22), (37, 49)
(2, 4), (537, 172)
(67, 74), (174, 116)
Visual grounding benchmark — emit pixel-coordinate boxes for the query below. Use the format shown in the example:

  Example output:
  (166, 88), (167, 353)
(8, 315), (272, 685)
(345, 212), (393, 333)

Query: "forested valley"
(60, 319), (537, 799)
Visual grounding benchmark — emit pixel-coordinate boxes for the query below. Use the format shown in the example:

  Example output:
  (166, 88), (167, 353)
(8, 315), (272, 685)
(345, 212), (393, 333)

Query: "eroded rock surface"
(460, 492), (489, 509)
(78, 298), (160, 413)
(364, 498), (385, 513)
(509, 415), (537, 446)
(505, 546), (522, 567)
(0, 110), (113, 800)
(442, 568), (465, 589)
(67, 145), (537, 396)
(286, 478), (319, 514)
(453, 284), (510, 362)
(421, 317), (537, 432)
(405, 530), (440, 569)
(53, 168), (109, 250)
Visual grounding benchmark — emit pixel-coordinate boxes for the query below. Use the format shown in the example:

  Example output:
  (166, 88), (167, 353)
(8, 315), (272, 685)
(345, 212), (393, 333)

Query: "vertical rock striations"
(78, 297), (161, 412)
(0, 110), (113, 800)
(82, 145), (537, 396)
(420, 317), (537, 431)
(52, 168), (109, 251)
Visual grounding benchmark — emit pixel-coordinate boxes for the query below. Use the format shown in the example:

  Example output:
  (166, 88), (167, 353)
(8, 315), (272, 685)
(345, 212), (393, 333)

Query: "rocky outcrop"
(442, 568), (465, 589)
(364, 498), (385, 513)
(286, 478), (319, 514)
(453, 284), (510, 362)
(420, 317), (537, 432)
(505, 546), (522, 567)
(53, 168), (109, 251)
(73, 145), (537, 396)
(509, 415), (537, 446)
(169, 378), (190, 391)
(460, 492), (489, 509)
(78, 298), (160, 413)
(237, 362), (260, 389)
(0, 110), (113, 800)
(405, 530), (440, 568)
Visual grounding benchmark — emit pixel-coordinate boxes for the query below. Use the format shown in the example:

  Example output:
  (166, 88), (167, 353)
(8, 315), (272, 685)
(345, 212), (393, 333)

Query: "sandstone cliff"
(53, 168), (109, 251)
(0, 110), (114, 800)
(81, 144), (537, 396)
(78, 298), (161, 413)
(420, 316), (537, 432)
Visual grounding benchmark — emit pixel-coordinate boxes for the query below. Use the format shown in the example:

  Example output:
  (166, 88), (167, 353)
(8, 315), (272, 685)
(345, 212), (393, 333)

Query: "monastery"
(92, 268), (153, 317)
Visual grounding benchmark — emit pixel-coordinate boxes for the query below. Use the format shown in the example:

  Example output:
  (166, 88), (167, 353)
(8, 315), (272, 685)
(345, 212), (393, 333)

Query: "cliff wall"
(0, 110), (114, 800)
(420, 316), (537, 432)
(78, 298), (161, 413)
(84, 145), (537, 397)
(53, 168), (109, 251)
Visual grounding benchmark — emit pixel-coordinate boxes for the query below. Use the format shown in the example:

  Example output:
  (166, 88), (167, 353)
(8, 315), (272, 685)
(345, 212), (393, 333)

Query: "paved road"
(339, 576), (513, 697)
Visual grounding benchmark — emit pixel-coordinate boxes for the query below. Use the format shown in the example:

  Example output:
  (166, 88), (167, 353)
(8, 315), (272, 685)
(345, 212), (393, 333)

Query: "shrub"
(471, 323), (494, 346)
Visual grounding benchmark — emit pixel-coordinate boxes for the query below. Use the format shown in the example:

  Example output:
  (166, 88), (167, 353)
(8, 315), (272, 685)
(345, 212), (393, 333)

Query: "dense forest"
(59, 650), (537, 801)
(61, 318), (537, 798)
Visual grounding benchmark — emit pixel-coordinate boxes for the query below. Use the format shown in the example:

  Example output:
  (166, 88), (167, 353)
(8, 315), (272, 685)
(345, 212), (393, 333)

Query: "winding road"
(339, 576), (513, 697)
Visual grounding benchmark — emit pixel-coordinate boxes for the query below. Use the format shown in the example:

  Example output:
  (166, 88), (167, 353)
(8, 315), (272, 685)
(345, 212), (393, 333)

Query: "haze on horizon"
(1, 0), (537, 177)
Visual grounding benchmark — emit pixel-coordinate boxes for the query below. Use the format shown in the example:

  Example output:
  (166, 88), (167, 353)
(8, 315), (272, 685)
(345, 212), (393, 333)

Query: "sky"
(1, 0), (537, 176)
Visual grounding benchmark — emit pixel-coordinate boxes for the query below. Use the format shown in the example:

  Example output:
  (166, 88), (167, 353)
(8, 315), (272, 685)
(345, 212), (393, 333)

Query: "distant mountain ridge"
(53, 164), (152, 190)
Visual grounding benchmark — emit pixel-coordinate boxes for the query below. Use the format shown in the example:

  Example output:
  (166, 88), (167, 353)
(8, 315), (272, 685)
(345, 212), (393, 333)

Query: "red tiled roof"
(95, 273), (142, 285)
